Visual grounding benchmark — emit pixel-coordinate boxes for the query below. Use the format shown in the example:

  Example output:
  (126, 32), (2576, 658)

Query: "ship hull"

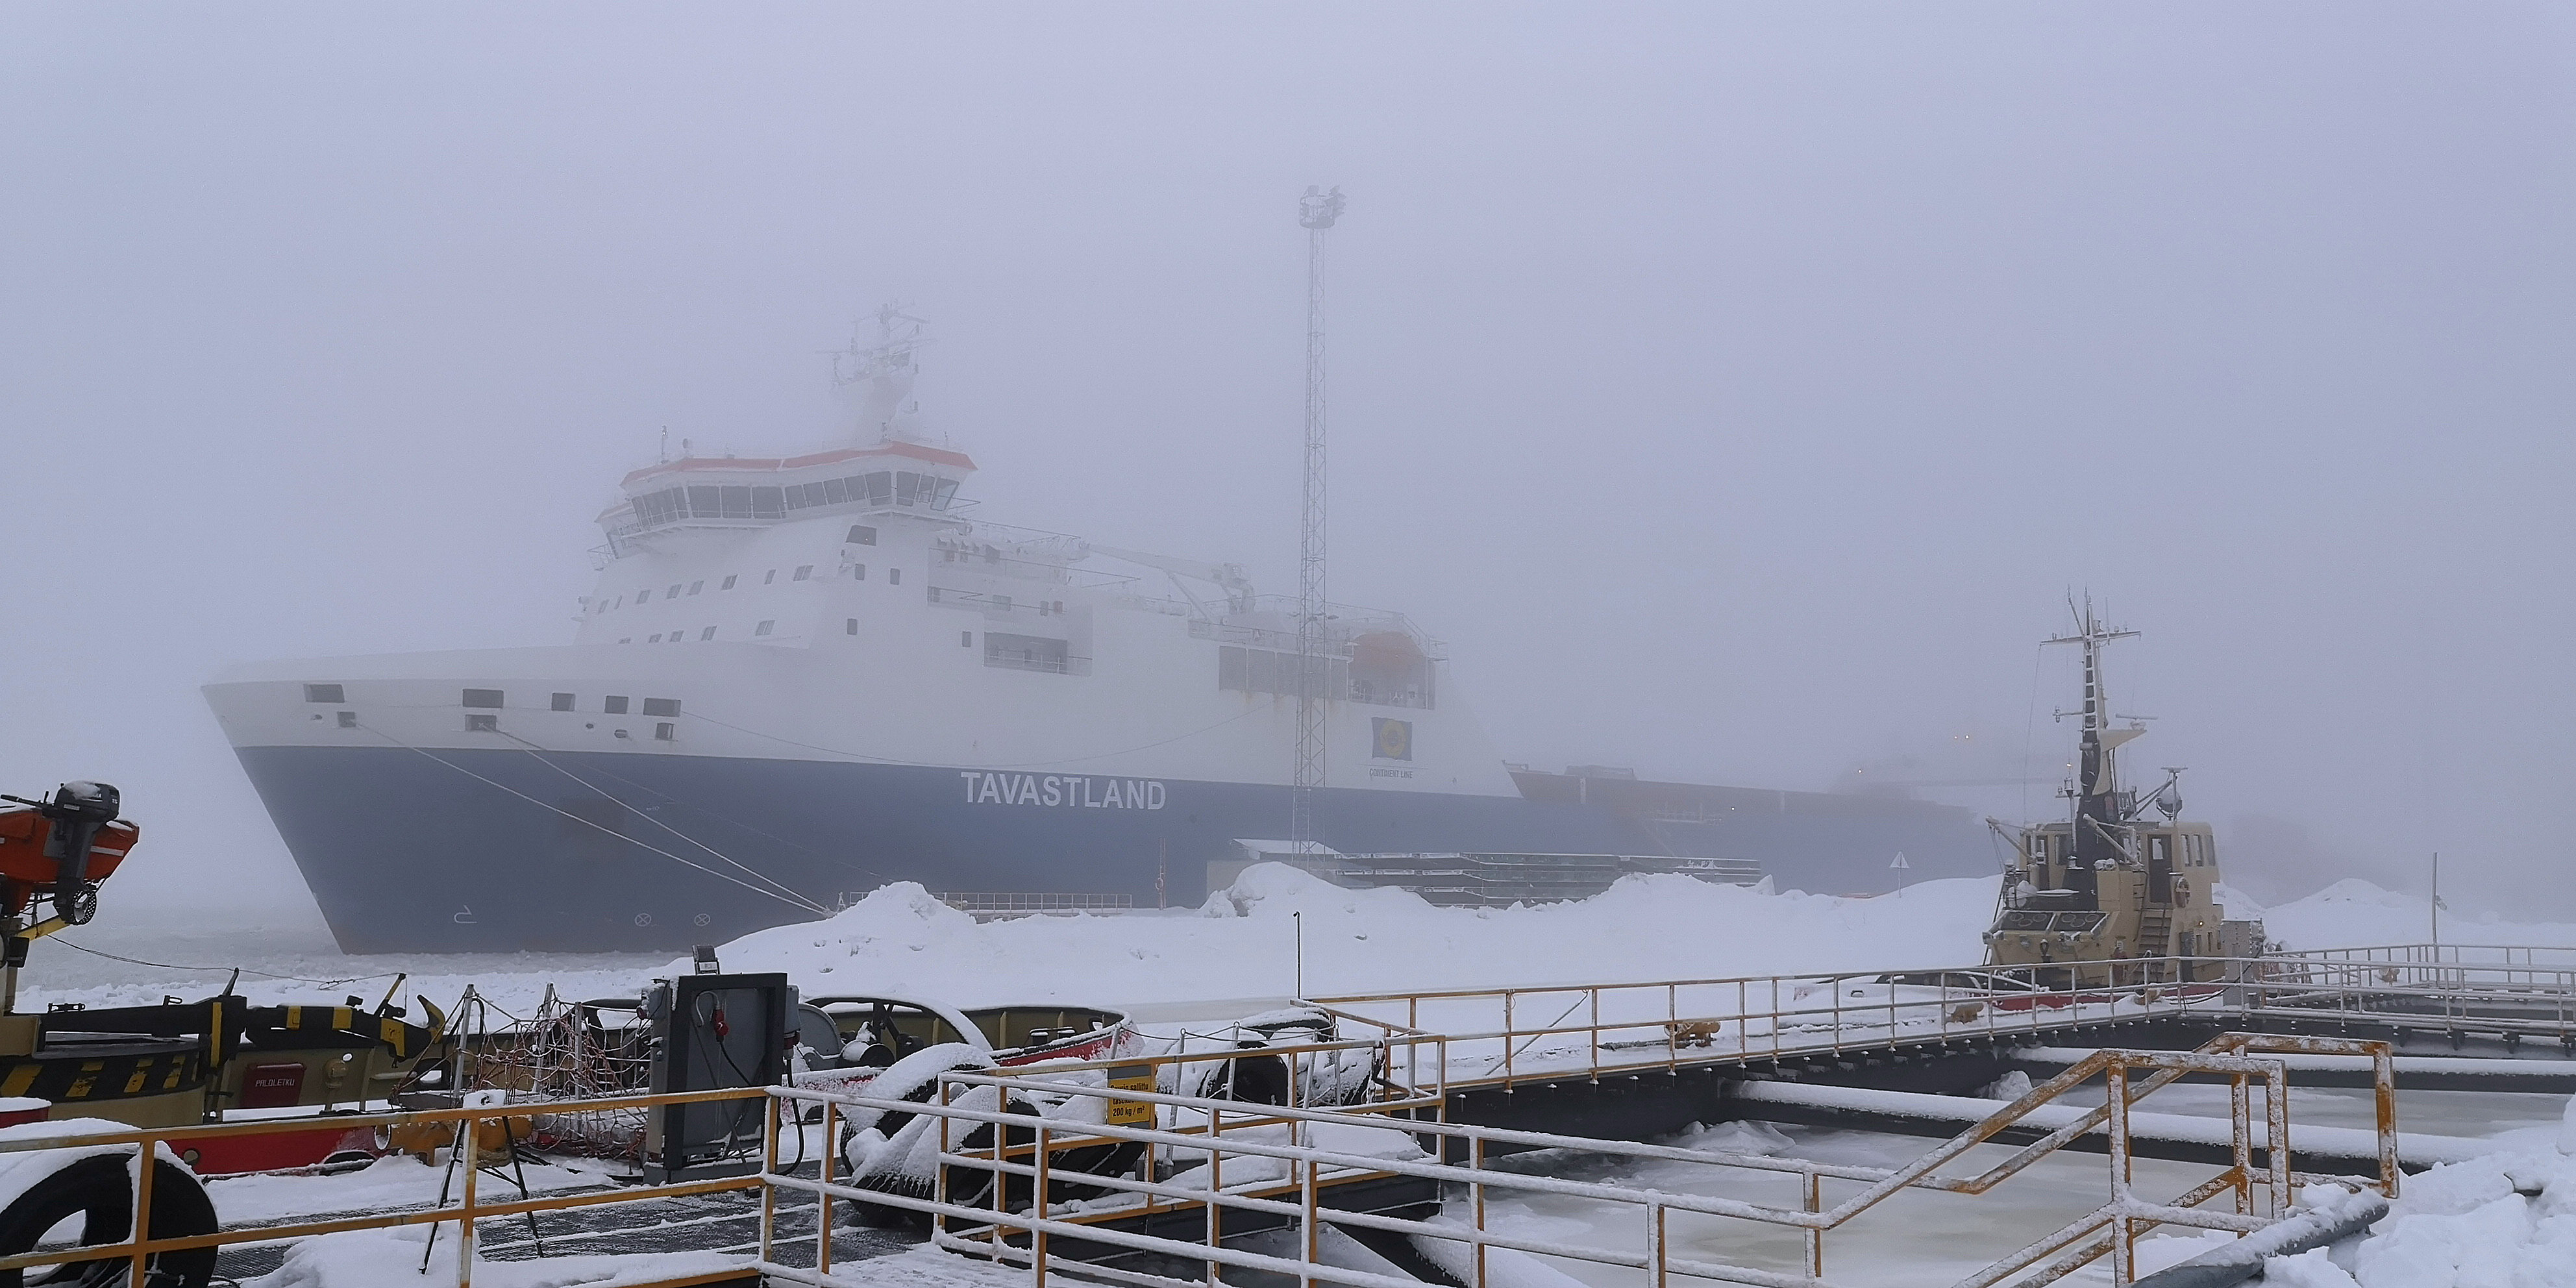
(230, 744), (1989, 952)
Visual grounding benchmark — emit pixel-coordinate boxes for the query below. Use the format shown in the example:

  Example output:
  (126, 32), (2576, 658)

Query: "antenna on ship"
(827, 304), (933, 443)
(2045, 593), (2140, 873)
(1291, 185), (1346, 858)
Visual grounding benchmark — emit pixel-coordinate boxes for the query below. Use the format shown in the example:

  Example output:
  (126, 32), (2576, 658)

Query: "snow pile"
(695, 865), (2005, 1007)
(2132, 1095), (2576, 1286)
(2261, 879), (2576, 954)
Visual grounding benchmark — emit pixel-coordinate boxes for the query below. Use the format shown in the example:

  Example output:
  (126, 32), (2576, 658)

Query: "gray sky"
(5, 3), (2571, 923)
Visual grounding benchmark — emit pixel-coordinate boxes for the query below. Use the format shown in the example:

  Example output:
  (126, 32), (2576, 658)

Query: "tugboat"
(1982, 601), (2259, 988)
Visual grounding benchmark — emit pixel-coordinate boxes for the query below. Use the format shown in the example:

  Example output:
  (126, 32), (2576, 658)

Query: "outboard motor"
(0, 780), (127, 927)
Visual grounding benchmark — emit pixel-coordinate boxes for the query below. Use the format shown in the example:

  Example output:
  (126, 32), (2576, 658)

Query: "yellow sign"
(1104, 1063), (1154, 1126)
(1372, 717), (1412, 761)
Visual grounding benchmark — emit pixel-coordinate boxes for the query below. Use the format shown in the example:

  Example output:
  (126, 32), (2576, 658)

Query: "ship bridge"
(598, 439), (976, 556)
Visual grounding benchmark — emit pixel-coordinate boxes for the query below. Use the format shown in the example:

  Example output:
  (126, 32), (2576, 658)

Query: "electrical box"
(641, 971), (789, 1183)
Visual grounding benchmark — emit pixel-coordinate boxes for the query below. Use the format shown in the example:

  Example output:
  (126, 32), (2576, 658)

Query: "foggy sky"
(4, 4), (2571, 925)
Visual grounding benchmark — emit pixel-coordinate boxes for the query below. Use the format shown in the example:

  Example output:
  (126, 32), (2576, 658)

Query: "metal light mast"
(1292, 185), (1346, 856)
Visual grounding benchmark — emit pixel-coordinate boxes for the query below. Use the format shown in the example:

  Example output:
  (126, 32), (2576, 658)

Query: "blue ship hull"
(233, 745), (1992, 952)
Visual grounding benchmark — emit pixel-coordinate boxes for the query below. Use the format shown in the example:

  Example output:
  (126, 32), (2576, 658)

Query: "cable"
(356, 723), (828, 916)
(46, 937), (401, 989)
(497, 734), (829, 912)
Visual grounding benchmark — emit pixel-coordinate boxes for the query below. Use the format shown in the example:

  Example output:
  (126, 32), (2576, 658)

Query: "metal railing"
(750, 1030), (2394, 1288)
(1311, 956), (2255, 1090)
(0, 1087), (772, 1288)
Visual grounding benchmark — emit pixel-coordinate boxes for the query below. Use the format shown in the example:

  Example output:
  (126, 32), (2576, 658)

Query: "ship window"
(721, 575), (737, 590)
(667, 634), (682, 644)
(847, 525), (876, 545)
(649, 634), (663, 643)
(755, 620), (775, 636)
(605, 696), (630, 714)
(993, 595), (1011, 612)
(868, 472), (894, 506)
(719, 486), (752, 518)
(823, 477), (849, 504)
(336, 711), (356, 728)
(793, 565), (813, 581)
(764, 570), (776, 585)
(895, 471), (921, 505)
(852, 564), (866, 580)
(655, 723), (676, 741)
(699, 626), (715, 640)
(845, 617), (858, 635)
(960, 630), (973, 647)
(928, 587), (939, 603)
(462, 689), (504, 709)
(752, 486), (785, 519)
(551, 693), (575, 712)
(688, 580), (702, 595)
(637, 589), (651, 603)
(667, 584), (682, 598)
(467, 713), (497, 732)
(888, 567), (900, 585)
(641, 698), (680, 717)
(933, 478), (958, 510)
(618, 638), (631, 644)
(303, 684), (344, 704)
(687, 486), (719, 517)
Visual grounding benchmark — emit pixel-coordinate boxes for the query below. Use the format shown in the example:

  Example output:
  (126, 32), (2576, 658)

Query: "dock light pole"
(1291, 186), (1346, 858)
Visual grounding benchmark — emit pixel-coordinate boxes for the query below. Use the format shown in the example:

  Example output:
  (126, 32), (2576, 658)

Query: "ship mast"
(2046, 595), (2141, 874)
(1291, 186), (1346, 856)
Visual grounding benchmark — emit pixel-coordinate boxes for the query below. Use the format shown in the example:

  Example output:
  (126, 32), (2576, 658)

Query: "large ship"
(206, 314), (1992, 952)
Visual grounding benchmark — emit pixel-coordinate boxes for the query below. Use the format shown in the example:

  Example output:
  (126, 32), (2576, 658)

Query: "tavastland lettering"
(958, 772), (1167, 810)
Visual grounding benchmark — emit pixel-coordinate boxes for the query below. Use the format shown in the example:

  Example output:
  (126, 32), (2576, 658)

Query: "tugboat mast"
(2048, 595), (2141, 880)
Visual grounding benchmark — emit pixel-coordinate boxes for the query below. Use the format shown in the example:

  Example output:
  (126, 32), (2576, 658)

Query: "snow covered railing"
(0, 1087), (770, 1288)
(752, 1030), (2396, 1288)
(1308, 956), (2249, 1088)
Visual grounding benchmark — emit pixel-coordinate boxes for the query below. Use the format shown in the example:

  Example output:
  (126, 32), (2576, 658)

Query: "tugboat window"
(604, 696), (630, 714)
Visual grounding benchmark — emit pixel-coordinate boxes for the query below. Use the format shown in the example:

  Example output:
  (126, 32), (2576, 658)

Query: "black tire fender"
(0, 1152), (217, 1288)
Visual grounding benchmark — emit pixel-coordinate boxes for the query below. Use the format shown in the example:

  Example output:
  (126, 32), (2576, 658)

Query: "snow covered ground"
(2250, 878), (2576, 955)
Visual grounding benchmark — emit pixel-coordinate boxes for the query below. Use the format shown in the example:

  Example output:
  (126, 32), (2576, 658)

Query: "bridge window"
(304, 684), (344, 704)
(985, 632), (1072, 675)
(847, 525), (876, 545)
(755, 620), (775, 636)
(604, 696), (630, 715)
(462, 689), (504, 709)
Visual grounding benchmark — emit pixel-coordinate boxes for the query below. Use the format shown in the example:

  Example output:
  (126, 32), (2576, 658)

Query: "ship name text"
(959, 772), (1167, 810)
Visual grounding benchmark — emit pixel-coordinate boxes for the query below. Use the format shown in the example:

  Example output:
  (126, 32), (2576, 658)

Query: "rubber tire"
(0, 1153), (217, 1288)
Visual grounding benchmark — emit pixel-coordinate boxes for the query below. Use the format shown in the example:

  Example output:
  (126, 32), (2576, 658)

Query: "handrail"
(758, 1028), (2396, 1287)
(0, 1086), (772, 1287)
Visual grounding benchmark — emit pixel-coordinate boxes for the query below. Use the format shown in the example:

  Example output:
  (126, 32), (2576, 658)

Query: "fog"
(3, 4), (2570, 926)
